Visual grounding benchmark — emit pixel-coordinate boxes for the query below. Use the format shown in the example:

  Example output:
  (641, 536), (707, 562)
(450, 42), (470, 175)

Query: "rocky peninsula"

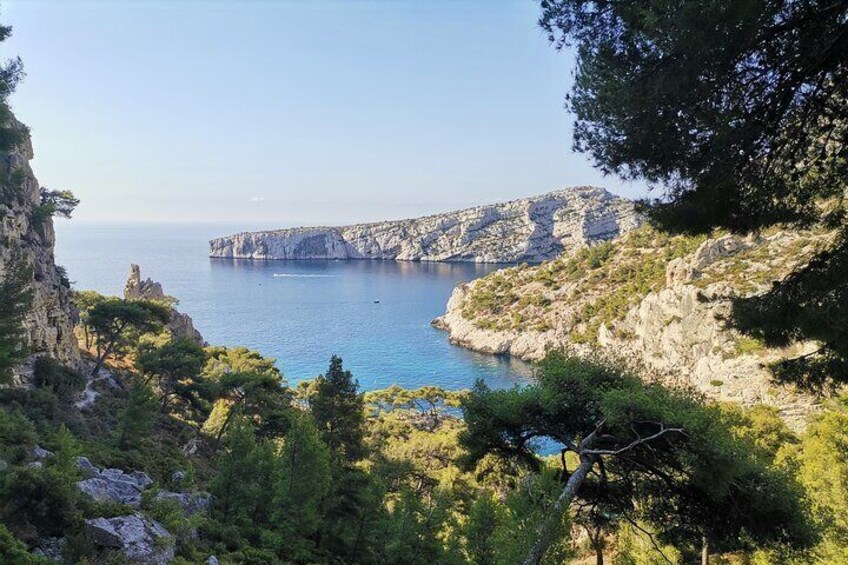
(209, 186), (641, 263)
(433, 225), (834, 429)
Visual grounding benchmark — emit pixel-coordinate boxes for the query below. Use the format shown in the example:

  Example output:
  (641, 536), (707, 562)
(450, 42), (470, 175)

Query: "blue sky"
(4, 1), (645, 224)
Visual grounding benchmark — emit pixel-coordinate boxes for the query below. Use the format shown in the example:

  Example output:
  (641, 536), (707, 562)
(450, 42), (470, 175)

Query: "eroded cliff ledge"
(209, 186), (641, 263)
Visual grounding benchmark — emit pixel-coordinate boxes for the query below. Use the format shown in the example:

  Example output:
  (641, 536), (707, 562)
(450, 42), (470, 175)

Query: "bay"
(54, 222), (534, 391)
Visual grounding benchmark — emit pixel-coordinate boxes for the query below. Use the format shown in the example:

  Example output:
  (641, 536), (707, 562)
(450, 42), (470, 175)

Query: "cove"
(55, 222), (534, 390)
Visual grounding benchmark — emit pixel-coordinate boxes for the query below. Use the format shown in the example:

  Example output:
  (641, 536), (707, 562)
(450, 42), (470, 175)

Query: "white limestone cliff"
(209, 186), (641, 263)
(1, 116), (80, 383)
(434, 228), (832, 429)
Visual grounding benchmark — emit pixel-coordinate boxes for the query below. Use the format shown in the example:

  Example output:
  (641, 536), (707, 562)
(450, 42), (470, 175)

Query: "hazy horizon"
(5, 1), (648, 225)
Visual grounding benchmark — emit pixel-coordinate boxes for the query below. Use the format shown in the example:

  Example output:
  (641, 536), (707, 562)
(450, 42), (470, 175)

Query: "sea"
(54, 222), (534, 392)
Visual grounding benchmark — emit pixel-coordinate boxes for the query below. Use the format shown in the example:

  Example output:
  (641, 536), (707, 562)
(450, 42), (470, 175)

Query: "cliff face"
(434, 226), (833, 429)
(1, 116), (80, 382)
(209, 186), (641, 263)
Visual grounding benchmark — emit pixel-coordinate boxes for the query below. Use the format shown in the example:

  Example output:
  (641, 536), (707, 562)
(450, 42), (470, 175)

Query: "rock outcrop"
(0, 115), (80, 383)
(435, 226), (833, 429)
(209, 186), (641, 263)
(124, 264), (206, 345)
(76, 458), (154, 507)
(85, 514), (174, 564)
(154, 490), (213, 517)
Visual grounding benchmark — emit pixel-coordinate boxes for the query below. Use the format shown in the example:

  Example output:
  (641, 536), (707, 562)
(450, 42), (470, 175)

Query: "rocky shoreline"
(433, 229), (831, 430)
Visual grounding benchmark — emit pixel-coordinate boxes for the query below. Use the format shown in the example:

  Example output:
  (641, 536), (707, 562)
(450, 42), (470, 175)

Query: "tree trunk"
(523, 454), (596, 565)
(90, 339), (115, 378)
(596, 543), (604, 565)
(701, 536), (709, 565)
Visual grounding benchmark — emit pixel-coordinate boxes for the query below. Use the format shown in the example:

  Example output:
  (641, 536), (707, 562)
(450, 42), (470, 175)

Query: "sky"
(4, 0), (646, 225)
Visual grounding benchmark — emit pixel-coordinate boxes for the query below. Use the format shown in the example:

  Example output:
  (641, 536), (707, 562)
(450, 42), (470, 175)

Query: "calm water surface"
(55, 222), (534, 390)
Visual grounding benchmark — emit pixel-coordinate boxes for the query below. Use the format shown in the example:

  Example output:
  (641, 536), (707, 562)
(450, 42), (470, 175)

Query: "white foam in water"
(272, 273), (337, 278)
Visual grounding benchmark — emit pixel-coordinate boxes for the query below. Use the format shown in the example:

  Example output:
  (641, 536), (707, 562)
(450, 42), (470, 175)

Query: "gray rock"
(26, 461), (44, 469)
(76, 456), (100, 478)
(435, 229), (826, 431)
(32, 445), (54, 459)
(209, 186), (641, 264)
(171, 470), (187, 484)
(77, 468), (152, 507)
(32, 537), (65, 562)
(129, 470), (154, 489)
(154, 490), (212, 516)
(85, 514), (174, 564)
(1, 114), (81, 386)
(207, 557), (219, 565)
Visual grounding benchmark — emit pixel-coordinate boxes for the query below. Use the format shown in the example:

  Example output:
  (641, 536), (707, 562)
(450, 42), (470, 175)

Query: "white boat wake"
(272, 273), (337, 278)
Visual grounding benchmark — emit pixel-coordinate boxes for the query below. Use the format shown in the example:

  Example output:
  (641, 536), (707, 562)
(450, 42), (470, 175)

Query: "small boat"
(374, 300), (380, 304)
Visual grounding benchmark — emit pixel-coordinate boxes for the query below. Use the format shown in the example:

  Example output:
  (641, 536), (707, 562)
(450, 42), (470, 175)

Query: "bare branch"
(583, 426), (685, 456)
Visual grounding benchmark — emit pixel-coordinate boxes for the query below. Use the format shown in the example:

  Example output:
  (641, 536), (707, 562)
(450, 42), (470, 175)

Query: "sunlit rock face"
(0, 115), (80, 383)
(209, 186), (641, 263)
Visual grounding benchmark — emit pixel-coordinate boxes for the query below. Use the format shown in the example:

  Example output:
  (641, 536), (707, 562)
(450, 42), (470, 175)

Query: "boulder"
(32, 537), (65, 562)
(77, 467), (153, 507)
(207, 557), (219, 565)
(75, 456), (100, 478)
(154, 490), (212, 516)
(85, 514), (174, 564)
(32, 445), (54, 459)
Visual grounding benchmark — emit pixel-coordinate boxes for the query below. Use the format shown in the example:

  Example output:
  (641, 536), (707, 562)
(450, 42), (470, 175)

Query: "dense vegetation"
(539, 0), (848, 390)
(2, 3), (847, 564)
(0, 287), (846, 564)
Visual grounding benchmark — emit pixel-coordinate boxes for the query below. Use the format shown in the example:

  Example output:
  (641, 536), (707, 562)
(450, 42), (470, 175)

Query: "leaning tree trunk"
(523, 454), (597, 565)
(701, 536), (709, 565)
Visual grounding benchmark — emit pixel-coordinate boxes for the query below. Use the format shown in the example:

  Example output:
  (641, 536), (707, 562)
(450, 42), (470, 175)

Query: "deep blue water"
(54, 222), (534, 391)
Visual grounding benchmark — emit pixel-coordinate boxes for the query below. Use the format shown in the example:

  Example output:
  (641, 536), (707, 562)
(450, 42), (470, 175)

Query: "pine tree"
(0, 253), (33, 383)
(310, 356), (366, 462)
(273, 411), (331, 560)
(539, 0), (848, 389)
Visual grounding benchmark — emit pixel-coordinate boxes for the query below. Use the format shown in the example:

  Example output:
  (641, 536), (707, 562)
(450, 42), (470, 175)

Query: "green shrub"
(33, 357), (85, 397)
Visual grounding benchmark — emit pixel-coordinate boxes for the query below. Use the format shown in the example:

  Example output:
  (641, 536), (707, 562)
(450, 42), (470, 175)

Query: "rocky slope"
(434, 226), (834, 428)
(0, 116), (80, 382)
(209, 186), (641, 263)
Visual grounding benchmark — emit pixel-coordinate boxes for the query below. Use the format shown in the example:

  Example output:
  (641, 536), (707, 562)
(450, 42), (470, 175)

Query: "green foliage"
(0, 523), (49, 565)
(539, 0), (848, 389)
(0, 22), (26, 153)
(115, 380), (159, 450)
(85, 298), (171, 374)
(210, 422), (281, 545)
(733, 228), (848, 390)
(310, 355), (367, 462)
(461, 226), (704, 338)
(0, 252), (33, 383)
(0, 460), (81, 543)
(137, 338), (210, 418)
(461, 353), (814, 561)
(273, 411), (331, 557)
(795, 396), (848, 562)
(33, 357), (85, 397)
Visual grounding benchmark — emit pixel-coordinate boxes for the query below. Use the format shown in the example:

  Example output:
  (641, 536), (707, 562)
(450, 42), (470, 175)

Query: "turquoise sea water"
(54, 222), (534, 391)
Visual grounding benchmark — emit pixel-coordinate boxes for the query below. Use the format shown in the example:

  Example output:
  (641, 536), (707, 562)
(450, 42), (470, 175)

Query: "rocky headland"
(209, 186), (641, 263)
(434, 225), (835, 429)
